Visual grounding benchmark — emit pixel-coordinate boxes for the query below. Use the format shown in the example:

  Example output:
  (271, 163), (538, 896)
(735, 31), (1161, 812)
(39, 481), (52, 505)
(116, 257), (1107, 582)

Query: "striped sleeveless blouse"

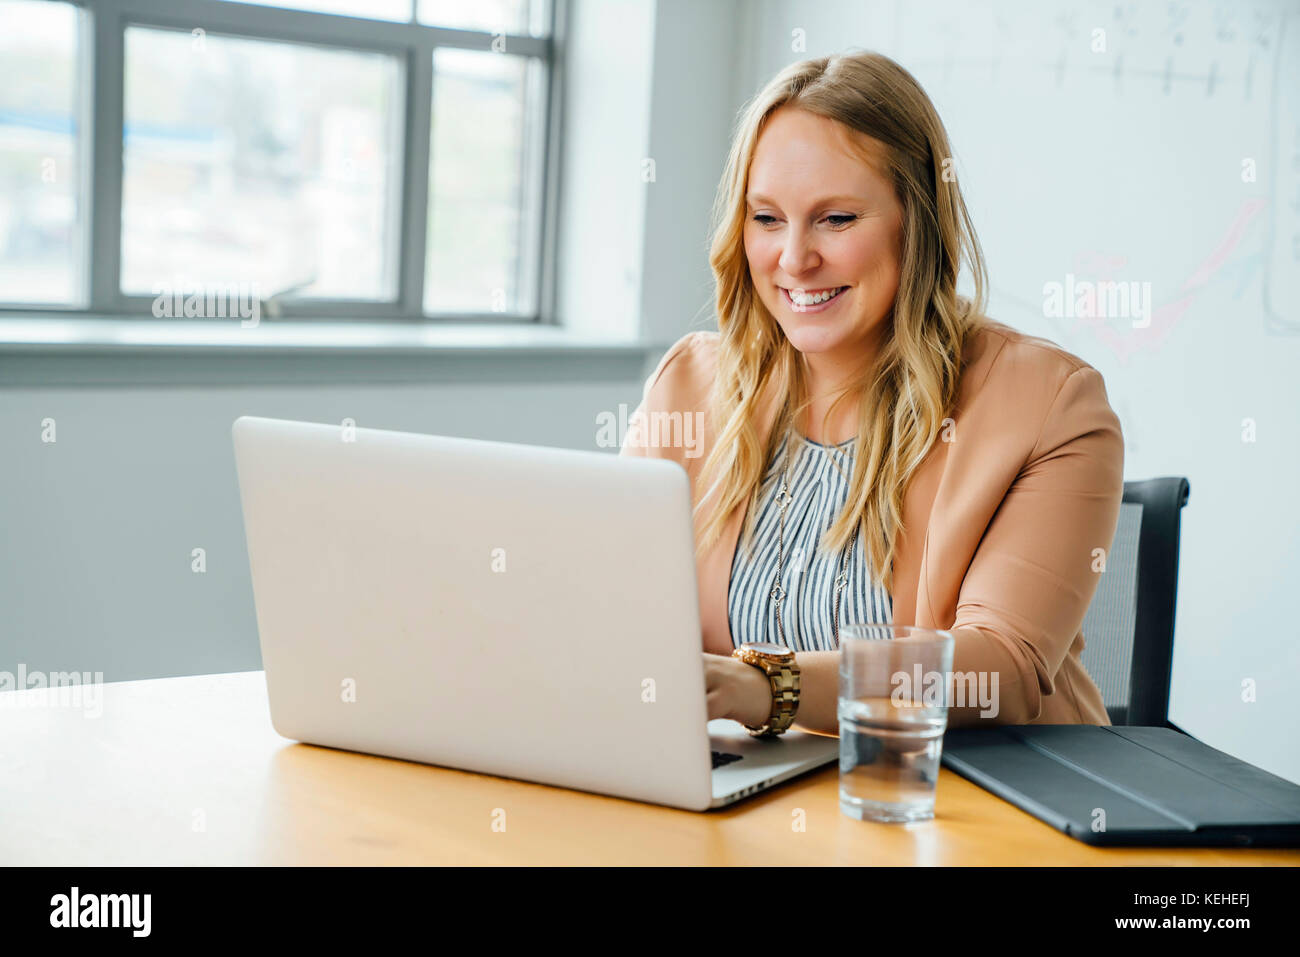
(727, 430), (893, 651)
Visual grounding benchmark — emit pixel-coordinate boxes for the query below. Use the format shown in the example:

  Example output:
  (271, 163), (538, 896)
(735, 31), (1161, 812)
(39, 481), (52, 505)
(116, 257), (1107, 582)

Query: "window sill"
(0, 317), (649, 355)
(0, 318), (658, 387)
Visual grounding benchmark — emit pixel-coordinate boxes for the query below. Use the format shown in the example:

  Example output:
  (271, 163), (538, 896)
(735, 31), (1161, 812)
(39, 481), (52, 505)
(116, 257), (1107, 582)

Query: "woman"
(621, 51), (1123, 735)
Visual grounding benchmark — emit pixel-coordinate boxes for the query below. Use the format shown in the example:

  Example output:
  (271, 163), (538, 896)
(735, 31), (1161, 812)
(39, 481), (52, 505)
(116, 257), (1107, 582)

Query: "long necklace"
(768, 429), (860, 647)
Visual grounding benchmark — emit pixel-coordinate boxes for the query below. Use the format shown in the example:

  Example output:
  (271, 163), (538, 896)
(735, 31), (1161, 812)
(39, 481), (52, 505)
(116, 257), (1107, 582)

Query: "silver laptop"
(231, 416), (839, 811)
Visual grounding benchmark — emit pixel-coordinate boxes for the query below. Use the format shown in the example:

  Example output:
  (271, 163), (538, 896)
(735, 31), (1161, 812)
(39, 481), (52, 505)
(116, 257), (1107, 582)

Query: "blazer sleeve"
(946, 365), (1125, 726)
(618, 331), (706, 460)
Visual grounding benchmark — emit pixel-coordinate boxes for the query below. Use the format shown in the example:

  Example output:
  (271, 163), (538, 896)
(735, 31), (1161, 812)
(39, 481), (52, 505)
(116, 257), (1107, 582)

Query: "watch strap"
(732, 647), (800, 736)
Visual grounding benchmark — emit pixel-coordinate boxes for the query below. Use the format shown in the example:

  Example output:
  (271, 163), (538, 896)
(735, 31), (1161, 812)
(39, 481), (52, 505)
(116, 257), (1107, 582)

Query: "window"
(426, 48), (546, 315)
(219, 0), (413, 21)
(418, 0), (547, 36)
(0, 0), (557, 322)
(122, 27), (403, 301)
(0, 0), (86, 306)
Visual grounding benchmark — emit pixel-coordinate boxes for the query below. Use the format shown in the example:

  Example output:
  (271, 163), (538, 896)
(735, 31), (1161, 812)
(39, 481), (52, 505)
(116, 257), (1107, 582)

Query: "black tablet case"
(940, 725), (1300, 847)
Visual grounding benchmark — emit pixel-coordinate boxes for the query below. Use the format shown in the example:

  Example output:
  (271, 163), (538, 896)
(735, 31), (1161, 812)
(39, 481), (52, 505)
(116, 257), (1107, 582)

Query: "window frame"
(0, 0), (563, 325)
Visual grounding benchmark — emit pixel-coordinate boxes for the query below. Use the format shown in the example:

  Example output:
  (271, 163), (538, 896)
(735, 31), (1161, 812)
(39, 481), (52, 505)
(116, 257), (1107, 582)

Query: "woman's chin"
(780, 324), (851, 356)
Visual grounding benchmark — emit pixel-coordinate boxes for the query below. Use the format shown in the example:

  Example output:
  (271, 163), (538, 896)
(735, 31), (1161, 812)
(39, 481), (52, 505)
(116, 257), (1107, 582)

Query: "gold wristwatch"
(732, 642), (800, 737)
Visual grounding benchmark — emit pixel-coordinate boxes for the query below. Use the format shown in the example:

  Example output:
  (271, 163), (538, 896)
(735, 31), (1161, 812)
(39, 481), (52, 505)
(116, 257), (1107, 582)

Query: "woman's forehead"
(749, 109), (892, 196)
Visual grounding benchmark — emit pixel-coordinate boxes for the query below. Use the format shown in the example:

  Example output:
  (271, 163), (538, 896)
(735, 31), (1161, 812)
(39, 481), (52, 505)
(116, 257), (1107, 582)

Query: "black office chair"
(1079, 476), (1190, 730)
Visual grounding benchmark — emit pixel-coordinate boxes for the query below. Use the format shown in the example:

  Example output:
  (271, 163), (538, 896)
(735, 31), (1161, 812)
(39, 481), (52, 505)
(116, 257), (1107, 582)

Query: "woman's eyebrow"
(745, 192), (867, 206)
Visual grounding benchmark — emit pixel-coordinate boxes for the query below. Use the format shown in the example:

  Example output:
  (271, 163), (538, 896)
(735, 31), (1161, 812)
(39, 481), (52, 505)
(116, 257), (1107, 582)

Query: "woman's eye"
(750, 213), (856, 227)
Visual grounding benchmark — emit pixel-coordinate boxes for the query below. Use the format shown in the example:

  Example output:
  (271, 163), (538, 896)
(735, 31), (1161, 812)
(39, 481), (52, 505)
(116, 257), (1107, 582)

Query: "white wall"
(637, 0), (748, 344)
(557, 0), (747, 348)
(0, 377), (640, 681)
(555, 0), (656, 340)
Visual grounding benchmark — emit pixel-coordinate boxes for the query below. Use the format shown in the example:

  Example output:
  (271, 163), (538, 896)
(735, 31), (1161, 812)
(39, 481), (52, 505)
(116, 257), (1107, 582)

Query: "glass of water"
(838, 624), (955, 823)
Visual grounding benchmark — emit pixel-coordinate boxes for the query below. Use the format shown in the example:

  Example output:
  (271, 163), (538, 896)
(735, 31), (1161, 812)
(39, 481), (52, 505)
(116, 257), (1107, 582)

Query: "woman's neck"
(799, 359), (869, 446)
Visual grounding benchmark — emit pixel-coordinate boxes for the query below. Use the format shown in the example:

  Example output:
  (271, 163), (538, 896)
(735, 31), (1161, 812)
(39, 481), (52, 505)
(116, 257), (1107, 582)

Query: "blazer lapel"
(903, 326), (1007, 629)
(892, 438), (946, 628)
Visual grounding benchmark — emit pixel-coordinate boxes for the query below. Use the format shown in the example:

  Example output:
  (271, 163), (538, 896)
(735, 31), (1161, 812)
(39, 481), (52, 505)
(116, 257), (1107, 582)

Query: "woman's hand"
(703, 653), (773, 726)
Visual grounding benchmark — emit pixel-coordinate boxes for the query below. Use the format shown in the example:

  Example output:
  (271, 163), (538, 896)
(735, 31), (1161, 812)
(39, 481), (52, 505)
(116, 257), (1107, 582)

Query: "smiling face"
(744, 106), (905, 382)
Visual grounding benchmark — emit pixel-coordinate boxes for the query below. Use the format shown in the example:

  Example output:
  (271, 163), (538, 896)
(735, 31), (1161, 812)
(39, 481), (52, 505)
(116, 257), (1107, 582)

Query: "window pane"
(216, 0), (413, 22)
(426, 49), (544, 316)
(418, 0), (547, 37)
(0, 0), (84, 305)
(122, 27), (403, 301)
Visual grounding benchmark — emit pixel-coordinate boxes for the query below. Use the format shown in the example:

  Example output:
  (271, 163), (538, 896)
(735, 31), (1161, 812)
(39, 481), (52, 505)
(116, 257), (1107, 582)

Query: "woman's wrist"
(729, 656), (777, 727)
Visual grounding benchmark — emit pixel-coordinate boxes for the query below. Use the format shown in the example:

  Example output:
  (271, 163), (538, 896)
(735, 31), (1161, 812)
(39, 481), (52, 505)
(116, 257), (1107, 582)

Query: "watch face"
(744, 642), (793, 657)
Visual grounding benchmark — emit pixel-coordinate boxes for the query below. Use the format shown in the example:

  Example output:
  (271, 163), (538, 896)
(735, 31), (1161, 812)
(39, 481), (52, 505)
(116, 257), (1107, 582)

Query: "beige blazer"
(619, 320), (1124, 727)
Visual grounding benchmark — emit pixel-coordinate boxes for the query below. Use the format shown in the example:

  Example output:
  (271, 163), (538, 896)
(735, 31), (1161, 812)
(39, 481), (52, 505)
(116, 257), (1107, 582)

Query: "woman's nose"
(778, 227), (820, 276)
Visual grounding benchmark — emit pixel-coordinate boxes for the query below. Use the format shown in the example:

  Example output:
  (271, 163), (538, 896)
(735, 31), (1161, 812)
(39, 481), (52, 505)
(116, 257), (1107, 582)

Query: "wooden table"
(1, 671), (1294, 865)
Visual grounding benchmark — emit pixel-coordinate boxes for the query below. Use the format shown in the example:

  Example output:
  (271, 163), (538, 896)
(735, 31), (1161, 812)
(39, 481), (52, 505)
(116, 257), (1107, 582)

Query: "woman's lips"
(780, 285), (848, 314)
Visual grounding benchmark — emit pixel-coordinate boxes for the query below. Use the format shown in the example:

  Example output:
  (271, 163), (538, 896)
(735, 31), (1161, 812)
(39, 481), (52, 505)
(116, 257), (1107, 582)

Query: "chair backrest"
(1079, 477), (1190, 727)
(1080, 503), (1141, 721)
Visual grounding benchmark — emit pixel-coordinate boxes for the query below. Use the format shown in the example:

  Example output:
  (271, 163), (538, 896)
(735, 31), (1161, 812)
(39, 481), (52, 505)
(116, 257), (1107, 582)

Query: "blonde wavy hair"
(693, 50), (989, 595)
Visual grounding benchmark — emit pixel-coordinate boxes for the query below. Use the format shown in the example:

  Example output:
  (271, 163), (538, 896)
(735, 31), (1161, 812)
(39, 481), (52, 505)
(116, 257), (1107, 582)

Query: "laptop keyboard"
(711, 750), (743, 770)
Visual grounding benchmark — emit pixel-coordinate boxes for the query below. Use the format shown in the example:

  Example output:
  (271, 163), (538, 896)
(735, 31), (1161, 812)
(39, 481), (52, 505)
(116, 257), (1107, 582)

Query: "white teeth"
(787, 286), (844, 306)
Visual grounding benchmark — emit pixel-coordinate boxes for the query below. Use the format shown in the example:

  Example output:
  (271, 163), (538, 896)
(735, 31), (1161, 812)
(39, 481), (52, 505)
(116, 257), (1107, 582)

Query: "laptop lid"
(232, 416), (716, 811)
(942, 725), (1300, 846)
